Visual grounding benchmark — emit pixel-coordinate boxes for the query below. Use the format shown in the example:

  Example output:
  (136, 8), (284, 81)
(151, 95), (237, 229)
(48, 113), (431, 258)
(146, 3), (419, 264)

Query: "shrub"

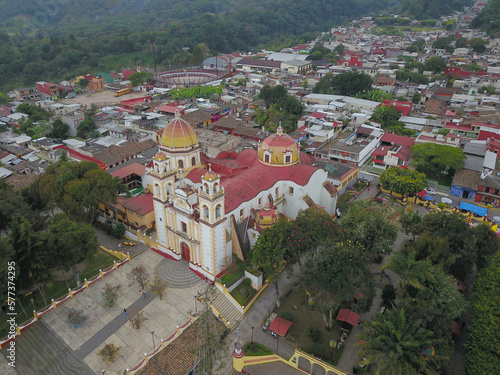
(382, 284), (396, 306)
(279, 312), (294, 322)
(113, 223), (126, 238)
(310, 343), (325, 357)
(243, 278), (252, 286)
(307, 327), (321, 342)
(238, 286), (249, 297)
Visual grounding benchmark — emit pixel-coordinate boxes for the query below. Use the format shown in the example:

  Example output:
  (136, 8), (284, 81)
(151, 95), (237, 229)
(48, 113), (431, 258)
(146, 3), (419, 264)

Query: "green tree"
(472, 223), (499, 271)
(251, 218), (291, 306)
(412, 92), (421, 103)
(50, 118), (69, 139)
(465, 252), (500, 374)
(191, 43), (209, 65)
(77, 78), (90, 90)
(379, 168), (427, 196)
(468, 38), (487, 53)
(383, 251), (433, 298)
(479, 85), (496, 95)
(415, 212), (475, 279)
(411, 143), (466, 178)
(370, 105), (400, 128)
(302, 241), (374, 327)
(357, 309), (441, 375)
(399, 210), (422, 240)
(9, 217), (51, 301)
(312, 71), (373, 96)
(46, 213), (97, 286)
(341, 200), (399, 258)
(424, 56), (446, 73)
(284, 206), (339, 265)
(129, 71), (153, 86)
(76, 116), (96, 139)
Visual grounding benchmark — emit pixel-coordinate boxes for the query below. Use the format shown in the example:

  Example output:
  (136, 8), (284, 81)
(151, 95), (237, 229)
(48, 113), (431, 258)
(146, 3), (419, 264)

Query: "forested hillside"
(401, 0), (472, 19)
(0, 0), (472, 90)
(470, 0), (500, 37)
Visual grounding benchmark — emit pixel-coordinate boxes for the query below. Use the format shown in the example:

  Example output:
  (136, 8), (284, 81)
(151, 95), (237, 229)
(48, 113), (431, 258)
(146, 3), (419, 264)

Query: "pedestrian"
(124, 308), (128, 315)
(118, 243), (122, 249)
(143, 291), (147, 300)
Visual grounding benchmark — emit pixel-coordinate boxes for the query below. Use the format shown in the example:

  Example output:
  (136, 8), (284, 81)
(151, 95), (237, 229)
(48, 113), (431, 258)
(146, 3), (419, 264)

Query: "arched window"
(213, 182), (219, 193)
(215, 204), (222, 219)
(154, 184), (160, 197)
(285, 155), (291, 163)
(178, 160), (184, 169)
(191, 156), (196, 166)
(204, 183), (209, 194)
(202, 205), (209, 220)
(155, 163), (159, 172)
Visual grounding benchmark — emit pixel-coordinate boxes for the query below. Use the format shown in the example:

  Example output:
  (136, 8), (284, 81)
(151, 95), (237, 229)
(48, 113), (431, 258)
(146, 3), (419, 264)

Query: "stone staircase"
(207, 287), (243, 330)
(3, 319), (94, 375)
(155, 258), (201, 289)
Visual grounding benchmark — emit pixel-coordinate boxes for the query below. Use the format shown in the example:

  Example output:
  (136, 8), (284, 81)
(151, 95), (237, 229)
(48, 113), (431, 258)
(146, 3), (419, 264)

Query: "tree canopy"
(340, 200), (400, 258)
(357, 308), (443, 375)
(465, 252), (500, 374)
(312, 71), (373, 96)
(411, 143), (466, 178)
(302, 241), (374, 327)
(380, 167), (427, 196)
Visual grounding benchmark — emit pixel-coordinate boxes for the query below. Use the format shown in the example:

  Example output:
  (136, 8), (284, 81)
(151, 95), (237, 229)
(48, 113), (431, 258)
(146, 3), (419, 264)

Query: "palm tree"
(382, 251), (433, 298)
(356, 309), (438, 375)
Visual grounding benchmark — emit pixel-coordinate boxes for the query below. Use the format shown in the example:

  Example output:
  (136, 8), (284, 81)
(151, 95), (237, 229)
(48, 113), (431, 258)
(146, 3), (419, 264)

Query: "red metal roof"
(269, 316), (293, 337)
(336, 308), (359, 326)
(380, 133), (415, 148)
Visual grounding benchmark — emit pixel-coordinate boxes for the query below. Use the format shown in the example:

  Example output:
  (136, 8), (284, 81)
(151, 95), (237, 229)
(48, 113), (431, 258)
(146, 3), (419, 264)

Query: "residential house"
(182, 109), (213, 128)
(415, 128), (461, 147)
(36, 82), (59, 100)
(372, 133), (415, 169)
(313, 159), (359, 195)
(235, 58), (282, 74)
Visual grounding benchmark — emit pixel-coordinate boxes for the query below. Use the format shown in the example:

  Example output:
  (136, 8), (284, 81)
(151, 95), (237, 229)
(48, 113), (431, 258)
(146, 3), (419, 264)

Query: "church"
(150, 111), (338, 280)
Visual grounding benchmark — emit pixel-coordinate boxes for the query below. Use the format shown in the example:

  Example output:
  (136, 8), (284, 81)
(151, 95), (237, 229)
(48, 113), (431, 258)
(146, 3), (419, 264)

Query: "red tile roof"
(122, 193), (154, 215)
(110, 162), (146, 179)
(380, 133), (415, 148)
(187, 149), (319, 212)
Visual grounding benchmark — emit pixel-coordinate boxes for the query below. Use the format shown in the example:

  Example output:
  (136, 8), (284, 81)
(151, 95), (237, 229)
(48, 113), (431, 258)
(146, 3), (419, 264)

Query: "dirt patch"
(59, 89), (150, 108)
(53, 263), (86, 282)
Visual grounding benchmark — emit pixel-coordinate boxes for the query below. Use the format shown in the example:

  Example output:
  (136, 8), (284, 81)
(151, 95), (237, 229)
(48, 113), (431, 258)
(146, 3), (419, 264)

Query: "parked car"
(425, 187), (437, 195)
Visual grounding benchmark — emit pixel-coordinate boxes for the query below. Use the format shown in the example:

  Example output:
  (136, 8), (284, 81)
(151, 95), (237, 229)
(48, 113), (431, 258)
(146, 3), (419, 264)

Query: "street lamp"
(251, 326), (254, 344)
(150, 330), (155, 351)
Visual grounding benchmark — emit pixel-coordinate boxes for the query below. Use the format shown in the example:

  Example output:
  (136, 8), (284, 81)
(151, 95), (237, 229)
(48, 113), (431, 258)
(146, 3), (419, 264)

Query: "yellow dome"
(258, 125), (299, 166)
(154, 151), (167, 161)
(255, 204), (279, 229)
(161, 111), (197, 149)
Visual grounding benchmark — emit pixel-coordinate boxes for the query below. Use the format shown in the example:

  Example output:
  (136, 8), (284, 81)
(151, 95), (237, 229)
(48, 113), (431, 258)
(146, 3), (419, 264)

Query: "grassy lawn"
(0, 249), (117, 339)
(220, 255), (246, 288)
(274, 287), (343, 361)
(243, 342), (273, 356)
(231, 283), (257, 306)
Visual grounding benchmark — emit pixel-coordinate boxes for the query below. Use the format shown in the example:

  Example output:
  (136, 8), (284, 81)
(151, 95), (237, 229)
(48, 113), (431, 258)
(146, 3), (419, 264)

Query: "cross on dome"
(276, 123), (283, 136)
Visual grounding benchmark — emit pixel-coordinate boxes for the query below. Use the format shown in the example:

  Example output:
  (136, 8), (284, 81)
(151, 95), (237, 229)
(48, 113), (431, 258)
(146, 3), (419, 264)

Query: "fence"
(0, 254), (131, 350)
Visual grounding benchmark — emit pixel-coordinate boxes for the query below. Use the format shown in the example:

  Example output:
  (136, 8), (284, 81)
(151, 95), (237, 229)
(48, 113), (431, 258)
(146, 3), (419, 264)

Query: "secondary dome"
(161, 111), (197, 149)
(258, 125), (299, 166)
(154, 151), (167, 161)
(255, 204), (279, 230)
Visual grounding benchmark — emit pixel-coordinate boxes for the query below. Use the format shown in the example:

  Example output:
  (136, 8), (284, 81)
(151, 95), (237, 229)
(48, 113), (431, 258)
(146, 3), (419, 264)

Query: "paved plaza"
(1, 249), (203, 375)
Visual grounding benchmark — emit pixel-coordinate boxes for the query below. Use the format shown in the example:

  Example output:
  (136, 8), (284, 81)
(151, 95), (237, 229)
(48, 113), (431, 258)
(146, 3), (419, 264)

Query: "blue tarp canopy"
(459, 202), (487, 217)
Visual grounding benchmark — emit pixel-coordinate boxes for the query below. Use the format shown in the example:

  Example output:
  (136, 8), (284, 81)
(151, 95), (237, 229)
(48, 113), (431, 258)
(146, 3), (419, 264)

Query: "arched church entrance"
(181, 242), (190, 262)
